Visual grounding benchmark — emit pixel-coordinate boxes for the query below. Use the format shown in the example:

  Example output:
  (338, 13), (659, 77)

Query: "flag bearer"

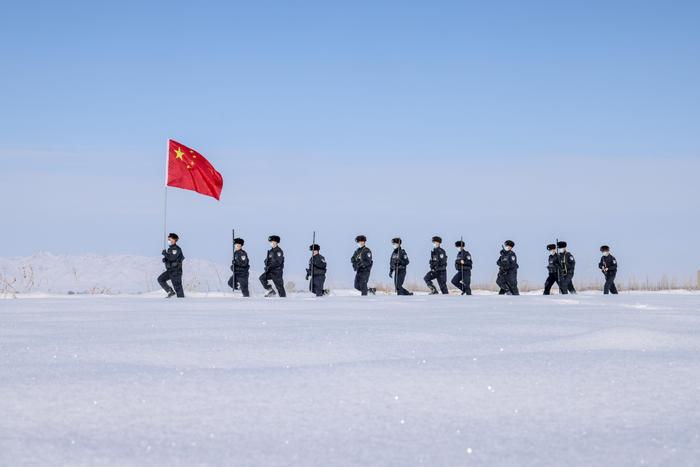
(158, 233), (185, 298)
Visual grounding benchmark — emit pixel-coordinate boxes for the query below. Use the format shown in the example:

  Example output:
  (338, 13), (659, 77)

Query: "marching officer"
(259, 235), (286, 297)
(556, 241), (576, 294)
(228, 237), (250, 297)
(306, 244), (327, 297)
(496, 240), (519, 295)
(424, 236), (448, 294)
(451, 240), (473, 295)
(599, 245), (619, 294)
(351, 235), (375, 295)
(389, 237), (413, 295)
(543, 243), (559, 295)
(158, 233), (185, 298)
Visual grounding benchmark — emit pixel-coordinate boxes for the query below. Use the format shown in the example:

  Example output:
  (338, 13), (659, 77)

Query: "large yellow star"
(174, 147), (185, 161)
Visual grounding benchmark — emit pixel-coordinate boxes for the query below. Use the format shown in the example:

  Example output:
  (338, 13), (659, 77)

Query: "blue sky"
(1, 1), (699, 285)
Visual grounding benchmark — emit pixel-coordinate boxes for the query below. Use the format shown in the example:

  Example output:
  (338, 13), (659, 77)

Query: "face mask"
(392, 244), (399, 249)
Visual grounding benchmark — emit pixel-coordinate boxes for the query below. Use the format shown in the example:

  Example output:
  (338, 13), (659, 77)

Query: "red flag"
(167, 139), (223, 200)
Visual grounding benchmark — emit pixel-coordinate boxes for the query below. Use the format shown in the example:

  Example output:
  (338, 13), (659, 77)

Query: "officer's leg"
(396, 270), (409, 295)
(272, 271), (286, 297)
(567, 274), (577, 294)
(496, 274), (506, 294)
(313, 276), (324, 297)
(157, 271), (173, 293)
(423, 271), (434, 288)
(354, 271), (367, 295)
(171, 273), (185, 298)
(508, 272), (519, 296)
(559, 276), (569, 295)
(259, 272), (272, 290)
(437, 271), (448, 294)
(239, 273), (250, 297)
(463, 271), (472, 295)
(451, 272), (463, 292)
(609, 273), (618, 294)
(543, 274), (555, 295)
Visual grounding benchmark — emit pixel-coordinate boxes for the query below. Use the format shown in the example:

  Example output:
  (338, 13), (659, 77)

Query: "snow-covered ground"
(1, 294), (700, 466)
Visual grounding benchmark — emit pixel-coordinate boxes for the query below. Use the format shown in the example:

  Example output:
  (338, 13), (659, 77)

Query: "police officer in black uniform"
(158, 233), (185, 298)
(496, 240), (519, 295)
(351, 235), (374, 295)
(599, 245), (619, 294)
(543, 243), (559, 295)
(424, 236), (448, 294)
(389, 237), (413, 296)
(228, 237), (250, 297)
(451, 240), (473, 295)
(260, 235), (286, 297)
(306, 243), (327, 297)
(556, 241), (576, 295)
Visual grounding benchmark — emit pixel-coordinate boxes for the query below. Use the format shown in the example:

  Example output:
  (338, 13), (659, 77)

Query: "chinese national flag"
(167, 139), (223, 200)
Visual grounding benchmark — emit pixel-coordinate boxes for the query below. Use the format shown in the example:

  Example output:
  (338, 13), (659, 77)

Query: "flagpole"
(163, 139), (169, 249)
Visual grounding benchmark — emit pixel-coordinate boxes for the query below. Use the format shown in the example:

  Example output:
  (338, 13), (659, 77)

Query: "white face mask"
(392, 244), (399, 249)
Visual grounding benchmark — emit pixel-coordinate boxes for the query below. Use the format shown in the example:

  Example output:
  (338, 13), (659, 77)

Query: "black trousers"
(604, 272), (618, 294)
(392, 269), (411, 295)
(558, 273), (576, 295)
(158, 269), (184, 297)
(228, 272), (250, 297)
(424, 270), (449, 294)
(259, 269), (286, 297)
(497, 271), (519, 295)
(543, 273), (558, 295)
(451, 270), (472, 295)
(310, 274), (326, 297)
(354, 268), (371, 295)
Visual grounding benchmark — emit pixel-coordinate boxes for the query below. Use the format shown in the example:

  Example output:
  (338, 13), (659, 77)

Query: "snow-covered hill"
(0, 252), (231, 295)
